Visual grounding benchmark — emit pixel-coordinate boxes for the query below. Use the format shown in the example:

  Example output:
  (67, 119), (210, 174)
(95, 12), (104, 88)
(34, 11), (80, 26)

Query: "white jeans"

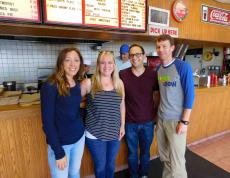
(48, 134), (85, 178)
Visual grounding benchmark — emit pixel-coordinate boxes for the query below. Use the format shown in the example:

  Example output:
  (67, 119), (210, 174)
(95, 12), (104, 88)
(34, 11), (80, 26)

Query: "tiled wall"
(0, 39), (155, 84)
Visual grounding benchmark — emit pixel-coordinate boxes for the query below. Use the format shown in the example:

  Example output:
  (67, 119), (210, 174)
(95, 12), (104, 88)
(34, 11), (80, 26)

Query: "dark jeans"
(125, 121), (154, 178)
(86, 137), (121, 178)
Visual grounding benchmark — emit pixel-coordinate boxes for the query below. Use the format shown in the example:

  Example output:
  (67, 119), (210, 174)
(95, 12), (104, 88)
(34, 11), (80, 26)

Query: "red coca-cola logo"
(210, 10), (228, 22)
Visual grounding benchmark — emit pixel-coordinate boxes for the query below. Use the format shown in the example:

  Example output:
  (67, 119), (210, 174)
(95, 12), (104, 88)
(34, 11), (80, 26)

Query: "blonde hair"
(48, 48), (84, 96)
(91, 51), (123, 98)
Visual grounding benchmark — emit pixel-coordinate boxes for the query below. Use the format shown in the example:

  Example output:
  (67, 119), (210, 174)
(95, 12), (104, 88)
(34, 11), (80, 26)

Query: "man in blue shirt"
(116, 44), (131, 71)
(156, 34), (195, 178)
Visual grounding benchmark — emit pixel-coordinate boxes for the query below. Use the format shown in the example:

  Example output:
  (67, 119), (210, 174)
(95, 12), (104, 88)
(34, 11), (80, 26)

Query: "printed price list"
(85, 0), (119, 27)
(45, 0), (82, 24)
(0, 0), (40, 22)
(121, 0), (146, 30)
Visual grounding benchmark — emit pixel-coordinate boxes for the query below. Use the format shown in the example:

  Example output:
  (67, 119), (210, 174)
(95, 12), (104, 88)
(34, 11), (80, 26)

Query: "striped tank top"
(85, 90), (122, 141)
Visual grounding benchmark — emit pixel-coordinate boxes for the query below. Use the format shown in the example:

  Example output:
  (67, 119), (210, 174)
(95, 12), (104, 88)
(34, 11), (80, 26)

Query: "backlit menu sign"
(120, 0), (146, 31)
(44, 0), (82, 25)
(84, 0), (119, 28)
(201, 5), (230, 26)
(0, 0), (40, 22)
(43, 0), (146, 31)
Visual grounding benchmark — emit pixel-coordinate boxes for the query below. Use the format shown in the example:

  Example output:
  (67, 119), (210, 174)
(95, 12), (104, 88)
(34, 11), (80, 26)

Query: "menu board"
(43, 0), (146, 31)
(120, 0), (146, 31)
(0, 0), (40, 22)
(84, 0), (119, 28)
(44, 0), (82, 24)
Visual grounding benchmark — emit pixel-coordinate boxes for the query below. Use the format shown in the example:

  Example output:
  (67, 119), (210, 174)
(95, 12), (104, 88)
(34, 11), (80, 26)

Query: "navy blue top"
(40, 82), (85, 160)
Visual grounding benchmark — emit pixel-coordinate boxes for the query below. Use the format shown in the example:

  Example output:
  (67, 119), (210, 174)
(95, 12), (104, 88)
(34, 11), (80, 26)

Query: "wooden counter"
(0, 86), (230, 178)
(187, 86), (230, 143)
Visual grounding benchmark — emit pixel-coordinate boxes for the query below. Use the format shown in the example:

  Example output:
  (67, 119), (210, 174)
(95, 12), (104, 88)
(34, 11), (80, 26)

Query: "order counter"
(0, 86), (230, 178)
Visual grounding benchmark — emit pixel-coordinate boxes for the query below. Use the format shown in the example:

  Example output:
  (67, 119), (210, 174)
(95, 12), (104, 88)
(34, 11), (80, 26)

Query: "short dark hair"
(156, 34), (174, 46)
(129, 44), (145, 54)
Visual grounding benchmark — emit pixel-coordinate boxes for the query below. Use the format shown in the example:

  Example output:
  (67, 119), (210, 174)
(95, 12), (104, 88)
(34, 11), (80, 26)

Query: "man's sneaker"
(141, 176), (148, 178)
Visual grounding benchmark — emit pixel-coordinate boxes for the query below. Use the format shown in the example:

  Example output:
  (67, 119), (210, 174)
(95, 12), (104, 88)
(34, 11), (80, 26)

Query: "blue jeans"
(86, 138), (121, 178)
(48, 134), (85, 178)
(125, 121), (154, 178)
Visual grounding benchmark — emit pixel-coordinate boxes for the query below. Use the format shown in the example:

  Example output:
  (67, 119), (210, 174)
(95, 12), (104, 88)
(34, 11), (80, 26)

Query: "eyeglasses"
(129, 53), (143, 58)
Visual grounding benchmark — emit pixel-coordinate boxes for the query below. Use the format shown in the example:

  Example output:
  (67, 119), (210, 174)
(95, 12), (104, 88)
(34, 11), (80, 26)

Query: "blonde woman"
(40, 48), (85, 178)
(81, 50), (125, 178)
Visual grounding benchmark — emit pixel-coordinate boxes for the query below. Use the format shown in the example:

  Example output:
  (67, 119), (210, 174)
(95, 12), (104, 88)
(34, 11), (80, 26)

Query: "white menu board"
(0, 0), (40, 22)
(85, 0), (119, 28)
(44, 0), (82, 24)
(120, 0), (146, 31)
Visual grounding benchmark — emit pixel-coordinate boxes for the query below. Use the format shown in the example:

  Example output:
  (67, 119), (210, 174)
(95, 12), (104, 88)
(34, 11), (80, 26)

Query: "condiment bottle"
(215, 75), (218, 86)
(223, 75), (227, 86)
(228, 73), (230, 85)
(210, 74), (214, 86)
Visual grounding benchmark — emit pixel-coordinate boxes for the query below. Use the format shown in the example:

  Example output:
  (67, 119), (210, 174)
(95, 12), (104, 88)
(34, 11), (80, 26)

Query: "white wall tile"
(0, 39), (158, 83)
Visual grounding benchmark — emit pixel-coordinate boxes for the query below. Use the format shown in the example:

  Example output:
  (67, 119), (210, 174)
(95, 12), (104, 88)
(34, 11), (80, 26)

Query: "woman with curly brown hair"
(40, 48), (85, 178)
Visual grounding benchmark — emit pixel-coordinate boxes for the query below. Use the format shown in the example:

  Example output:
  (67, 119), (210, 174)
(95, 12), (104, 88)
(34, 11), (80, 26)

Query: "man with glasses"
(119, 44), (159, 178)
(116, 44), (131, 71)
(156, 34), (194, 178)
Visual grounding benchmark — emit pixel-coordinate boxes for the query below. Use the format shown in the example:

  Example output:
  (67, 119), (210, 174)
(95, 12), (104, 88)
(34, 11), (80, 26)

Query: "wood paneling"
(187, 86), (230, 143)
(0, 107), (49, 178)
(0, 86), (230, 177)
(0, 22), (151, 42)
(0, 0), (229, 46)
(148, 0), (230, 45)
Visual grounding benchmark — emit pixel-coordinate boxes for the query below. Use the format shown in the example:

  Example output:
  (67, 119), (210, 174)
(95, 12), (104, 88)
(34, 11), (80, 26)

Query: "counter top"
(195, 85), (230, 91)
(0, 85), (229, 112)
(0, 104), (40, 112)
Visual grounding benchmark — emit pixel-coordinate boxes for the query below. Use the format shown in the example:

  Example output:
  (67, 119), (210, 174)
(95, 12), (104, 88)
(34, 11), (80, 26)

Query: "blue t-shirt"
(40, 82), (85, 159)
(116, 57), (131, 71)
(157, 59), (195, 120)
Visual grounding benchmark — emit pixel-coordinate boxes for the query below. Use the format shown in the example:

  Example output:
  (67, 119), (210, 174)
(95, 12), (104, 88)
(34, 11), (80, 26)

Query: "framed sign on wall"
(201, 4), (230, 26)
(44, 0), (83, 25)
(148, 6), (169, 27)
(172, 0), (188, 22)
(43, 0), (146, 31)
(0, 0), (41, 23)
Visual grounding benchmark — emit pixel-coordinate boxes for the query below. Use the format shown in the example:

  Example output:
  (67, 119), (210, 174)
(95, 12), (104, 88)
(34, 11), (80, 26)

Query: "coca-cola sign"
(201, 5), (230, 26)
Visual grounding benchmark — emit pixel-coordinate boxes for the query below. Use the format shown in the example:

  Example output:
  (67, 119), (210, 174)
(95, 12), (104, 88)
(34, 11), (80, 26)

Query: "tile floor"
(189, 131), (230, 173)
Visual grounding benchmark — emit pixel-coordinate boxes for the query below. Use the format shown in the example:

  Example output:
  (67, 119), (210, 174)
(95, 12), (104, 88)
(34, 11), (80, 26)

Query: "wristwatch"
(179, 120), (190, 125)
